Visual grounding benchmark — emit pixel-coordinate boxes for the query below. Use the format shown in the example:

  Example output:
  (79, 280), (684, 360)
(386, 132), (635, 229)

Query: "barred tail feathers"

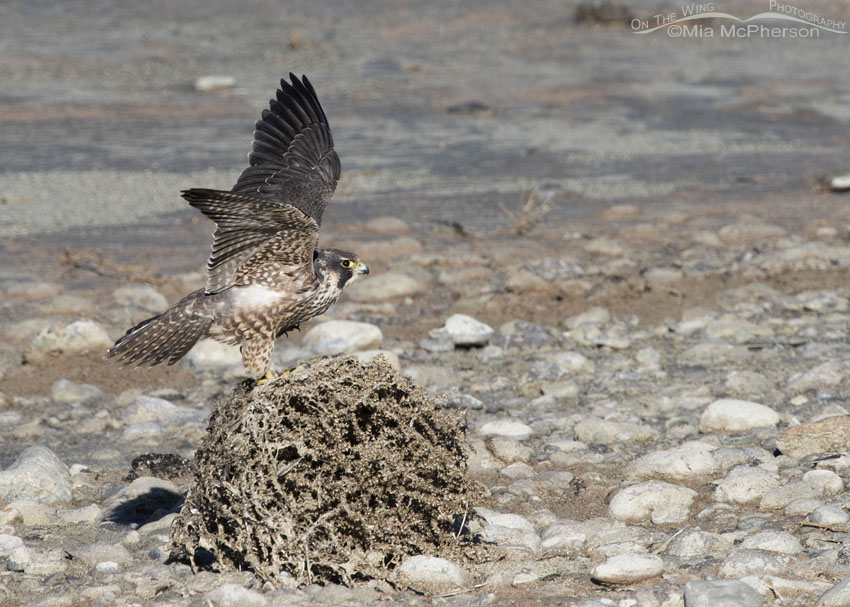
(105, 291), (213, 366)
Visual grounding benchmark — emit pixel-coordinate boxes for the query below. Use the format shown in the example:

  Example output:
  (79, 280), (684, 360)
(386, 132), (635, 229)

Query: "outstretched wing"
(231, 73), (340, 226)
(181, 188), (319, 294)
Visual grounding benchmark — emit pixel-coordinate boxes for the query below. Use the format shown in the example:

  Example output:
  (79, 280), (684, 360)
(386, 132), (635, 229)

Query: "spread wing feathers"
(232, 73), (340, 226)
(181, 188), (319, 294)
(105, 290), (213, 367)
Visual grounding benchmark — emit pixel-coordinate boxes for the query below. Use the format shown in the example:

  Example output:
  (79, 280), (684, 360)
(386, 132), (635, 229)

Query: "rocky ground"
(3, 200), (850, 606)
(3, 0), (850, 605)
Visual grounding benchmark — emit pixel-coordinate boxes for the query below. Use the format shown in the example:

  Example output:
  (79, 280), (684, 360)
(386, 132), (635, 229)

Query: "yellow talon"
(256, 370), (278, 385)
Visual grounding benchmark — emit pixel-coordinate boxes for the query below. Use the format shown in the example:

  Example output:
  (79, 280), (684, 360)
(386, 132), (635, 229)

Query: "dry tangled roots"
(171, 355), (481, 586)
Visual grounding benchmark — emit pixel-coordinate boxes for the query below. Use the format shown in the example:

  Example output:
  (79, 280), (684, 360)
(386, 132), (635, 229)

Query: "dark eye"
(340, 260), (353, 269)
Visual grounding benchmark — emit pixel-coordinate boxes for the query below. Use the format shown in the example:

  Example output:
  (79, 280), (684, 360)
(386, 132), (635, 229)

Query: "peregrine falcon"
(106, 74), (368, 381)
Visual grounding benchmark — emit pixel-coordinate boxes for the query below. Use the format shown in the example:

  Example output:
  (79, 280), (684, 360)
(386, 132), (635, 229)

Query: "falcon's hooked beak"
(354, 260), (369, 276)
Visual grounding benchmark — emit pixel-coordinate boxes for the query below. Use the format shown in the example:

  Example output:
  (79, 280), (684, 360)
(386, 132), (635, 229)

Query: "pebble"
(0, 534), (23, 558)
(479, 419), (533, 440)
(573, 418), (655, 445)
(443, 313), (494, 347)
(817, 576), (850, 607)
(804, 469), (844, 496)
(591, 552), (663, 584)
(205, 583), (268, 607)
(608, 481), (697, 524)
(397, 555), (470, 587)
(777, 415), (850, 457)
(0, 445), (72, 504)
(714, 466), (781, 505)
(812, 505), (850, 527)
(699, 398), (780, 433)
(684, 579), (764, 607)
(346, 271), (419, 301)
(112, 284), (168, 313)
(301, 321), (383, 354)
(29, 318), (112, 358)
(629, 446), (719, 481)
(740, 529), (802, 554)
(183, 338), (244, 369)
(787, 360), (850, 393)
(51, 378), (105, 403)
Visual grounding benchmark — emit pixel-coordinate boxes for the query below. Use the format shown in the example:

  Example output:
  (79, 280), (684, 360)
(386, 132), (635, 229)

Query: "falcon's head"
(314, 248), (369, 290)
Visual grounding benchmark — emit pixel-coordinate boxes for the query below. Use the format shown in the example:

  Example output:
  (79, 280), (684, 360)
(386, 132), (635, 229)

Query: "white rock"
(0, 534), (23, 558)
(95, 561), (121, 573)
(302, 320), (382, 354)
(205, 583), (268, 607)
(480, 524), (542, 555)
(812, 506), (850, 527)
(541, 520), (586, 552)
(718, 548), (789, 578)
(785, 498), (824, 516)
(591, 552), (663, 584)
(475, 509), (535, 532)
(665, 528), (726, 558)
(31, 318), (112, 356)
(629, 447), (719, 481)
(112, 285), (168, 313)
(346, 271), (419, 301)
(714, 466), (781, 505)
(553, 351), (594, 373)
(6, 545), (31, 571)
(699, 398), (779, 433)
(397, 555), (469, 587)
(443, 314), (494, 347)
(184, 338), (244, 369)
(0, 445), (72, 504)
(574, 418), (655, 445)
(565, 306), (610, 330)
(740, 530), (802, 554)
(609, 481), (697, 524)
(478, 419), (533, 440)
(804, 469), (844, 496)
(58, 503), (102, 525)
(761, 481), (822, 510)
(194, 75), (237, 92)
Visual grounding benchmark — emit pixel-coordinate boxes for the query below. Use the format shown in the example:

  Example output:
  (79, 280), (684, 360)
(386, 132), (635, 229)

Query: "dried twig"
(499, 187), (555, 235)
(61, 248), (168, 286)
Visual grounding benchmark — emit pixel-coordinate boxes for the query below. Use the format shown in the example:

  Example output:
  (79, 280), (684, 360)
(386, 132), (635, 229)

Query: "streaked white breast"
(234, 284), (286, 309)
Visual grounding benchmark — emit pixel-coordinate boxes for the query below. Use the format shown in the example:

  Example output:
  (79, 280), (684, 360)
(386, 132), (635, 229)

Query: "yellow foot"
(255, 368), (294, 385)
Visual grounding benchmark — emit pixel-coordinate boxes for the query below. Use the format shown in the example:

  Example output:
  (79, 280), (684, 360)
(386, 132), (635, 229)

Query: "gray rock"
(397, 555), (469, 587)
(443, 314), (494, 347)
(761, 481), (822, 510)
(803, 469), (844, 496)
(302, 321), (382, 354)
(51, 378), (105, 403)
(75, 542), (133, 566)
(665, 528), (726, 558)
(718, 548), (789, 577)
(787, 361), (850, 393)
(497, 320), (563, 349)
(479, 523), (542, 555)
(817, 576), (850, 607)
(124, 395), (179, 423)
(812, 505), (850, 527)
(684, 579), (764, 607)
(0, 445), (72, 504)
(6, 545), (31, 572)
(205, 583), (268, 607)
(591, 552), (663, 584)
(122, 421), (166, 439)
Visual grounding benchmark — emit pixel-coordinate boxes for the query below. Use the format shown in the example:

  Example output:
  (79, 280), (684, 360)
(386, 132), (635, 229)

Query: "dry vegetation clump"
(171, 355), (481, 586)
